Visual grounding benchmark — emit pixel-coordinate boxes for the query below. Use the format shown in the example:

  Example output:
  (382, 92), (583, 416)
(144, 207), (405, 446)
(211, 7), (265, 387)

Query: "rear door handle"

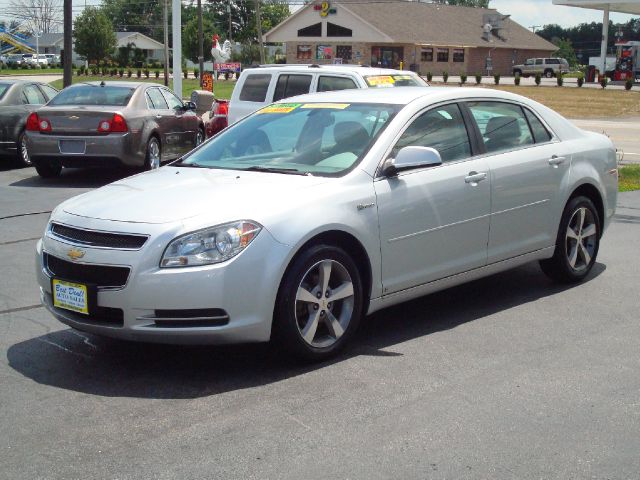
(465, 172), (487, 184)
(549, 155), (566, 166)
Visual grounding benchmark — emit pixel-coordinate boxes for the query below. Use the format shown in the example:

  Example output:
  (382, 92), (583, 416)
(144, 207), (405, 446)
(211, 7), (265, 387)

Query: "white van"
(228, 64), (427, 125)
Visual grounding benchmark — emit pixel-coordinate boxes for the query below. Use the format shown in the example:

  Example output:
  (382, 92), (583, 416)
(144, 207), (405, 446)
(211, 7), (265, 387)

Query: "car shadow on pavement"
(6, 262), (606, 400)
(9, 167), (138, 189)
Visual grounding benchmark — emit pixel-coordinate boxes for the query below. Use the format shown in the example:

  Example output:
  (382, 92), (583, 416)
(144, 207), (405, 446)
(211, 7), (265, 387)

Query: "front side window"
(161, 89), (183, 110)
(177, 102), (399, 177)
(467, 101), (534, 154)
(317, 76), (357, 92)
(391, 103), (471, 163)
(273, 74), (312, 102)
(239, 74), (272, 102)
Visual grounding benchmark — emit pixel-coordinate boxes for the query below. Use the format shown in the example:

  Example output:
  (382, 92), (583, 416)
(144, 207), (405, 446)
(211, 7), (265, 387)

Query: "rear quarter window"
(239, 74), (272, 102)
(317, 76), (358, 92)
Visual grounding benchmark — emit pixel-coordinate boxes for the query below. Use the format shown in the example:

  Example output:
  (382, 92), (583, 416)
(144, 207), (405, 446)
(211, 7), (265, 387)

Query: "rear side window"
(39, 84), (58, 101)
(317, 76), (357, 92)
(546, 59), (560, 64)
(467, 102), (534, 154)
(535, 59), (543, 65)
(273, 74), (312, 102)
(0, 83), (11, 100)
(239, 74), (272, 102)
(147, 88), (169, 109)
(524, 108), (552, 143)
(23, 84), (47, 105)
(391, 103), (471, 163)
(49, 85), (134, 106)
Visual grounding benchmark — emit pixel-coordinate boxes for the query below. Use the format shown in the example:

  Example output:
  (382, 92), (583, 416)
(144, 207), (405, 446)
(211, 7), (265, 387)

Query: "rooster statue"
(211, 34), (232, 64)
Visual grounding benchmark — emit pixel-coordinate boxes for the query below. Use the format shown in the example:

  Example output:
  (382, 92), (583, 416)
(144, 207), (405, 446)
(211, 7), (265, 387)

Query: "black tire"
(273, 244), (364, 361)
(34, 159), (62, 178)
(14, 131), (32, 167)
(544, 69), (554, 78)
(144, 136), (161, 170)
(540, 196), (600, 283)
(196, 127), (205, 146)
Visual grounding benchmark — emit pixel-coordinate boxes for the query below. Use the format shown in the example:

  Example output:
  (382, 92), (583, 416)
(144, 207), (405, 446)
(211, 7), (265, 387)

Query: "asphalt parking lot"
(1, 161), (639, 479)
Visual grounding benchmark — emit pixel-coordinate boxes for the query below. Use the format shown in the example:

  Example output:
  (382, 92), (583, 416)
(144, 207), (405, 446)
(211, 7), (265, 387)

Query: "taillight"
(213, 101), (228, 118)
(26, 112), (52, 132)
(97, 113), (128, 133)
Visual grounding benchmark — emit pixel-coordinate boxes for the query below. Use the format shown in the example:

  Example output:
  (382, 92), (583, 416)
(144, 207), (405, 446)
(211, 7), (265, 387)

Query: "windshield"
(178, 102), (399, 176)
(48, 85), (135, 106)
(0, 83), (9, 100)
(364, 74), (426, 88)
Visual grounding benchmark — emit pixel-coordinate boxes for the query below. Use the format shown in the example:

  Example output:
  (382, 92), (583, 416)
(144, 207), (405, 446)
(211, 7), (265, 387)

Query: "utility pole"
(228, 0), (232, 41)
(255, 0), (265, 64)
(529, 25), (541, 33)
(197, 0), (204, 88)
(163, 0), (170, 86)
(63, 0), (72, 87)
(172, 0), (182, 98)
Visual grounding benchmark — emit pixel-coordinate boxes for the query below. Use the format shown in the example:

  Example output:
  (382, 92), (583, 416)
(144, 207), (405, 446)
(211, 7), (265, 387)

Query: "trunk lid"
(37, 106), (124, 135)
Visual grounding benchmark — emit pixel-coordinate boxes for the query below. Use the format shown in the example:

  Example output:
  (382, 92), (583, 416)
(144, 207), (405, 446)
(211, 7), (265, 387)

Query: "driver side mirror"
(184, 101), (197, 111)
(381, 146), (443, 177)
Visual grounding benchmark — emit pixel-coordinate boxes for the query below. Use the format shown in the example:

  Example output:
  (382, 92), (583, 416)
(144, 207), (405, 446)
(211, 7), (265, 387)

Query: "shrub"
(475, 73), (481, 85)
(144, 68), (150, 78)
(442, 71), (449, 83)
(224, 71), (230, 80)
(127, 69), (132, 78)
(136, 69), (141, 78)
(600, 76), (608, 89)
(625, 79), (633, 90)
(183, 69), (188, 79)
(514, 75), (521, 86)
(426, 72), (433, 82)
(557, 75), (564, 87)
(78, 65), (86, 75)
(102, 67), (108, 76)
(535, 73), (541, 86)
(460, 73), (467, 85)
(155, 70), (160, 79)
(493, 74), (500, 85)
(193, 68), (199, 79)
(118, 68), (124, 77)
(577, 75), (584, 87)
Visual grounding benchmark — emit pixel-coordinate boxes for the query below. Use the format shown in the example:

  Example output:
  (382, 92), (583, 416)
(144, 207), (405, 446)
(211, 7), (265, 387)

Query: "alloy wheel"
(196, 129), (204, 146)
(565, 206), (597, 272)
(148, 138), (160, 169)
(294, 259), (355, 348)
(20, 134), (32, 166)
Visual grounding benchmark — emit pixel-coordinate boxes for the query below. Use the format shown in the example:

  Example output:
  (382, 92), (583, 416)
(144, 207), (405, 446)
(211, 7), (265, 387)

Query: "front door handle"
(549, 155), (566, 166)
(465, 172), (487, 184)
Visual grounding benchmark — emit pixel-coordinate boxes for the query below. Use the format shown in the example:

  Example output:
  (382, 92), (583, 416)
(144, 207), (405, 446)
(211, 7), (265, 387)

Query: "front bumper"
(36, 216), (291, 344)
(27, 132), (145, 168)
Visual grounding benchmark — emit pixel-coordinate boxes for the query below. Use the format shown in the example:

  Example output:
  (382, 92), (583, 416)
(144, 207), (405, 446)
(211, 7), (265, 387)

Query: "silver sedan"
(35, 87), (618, 361)
(26, 81), (205, 177)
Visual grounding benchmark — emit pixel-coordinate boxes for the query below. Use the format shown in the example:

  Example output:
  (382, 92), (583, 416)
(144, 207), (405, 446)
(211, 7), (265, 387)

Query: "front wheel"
(196, 127), (205, 146)
(35, 159), (62, 178)
(273, 245), (364, 361)
(540, 196), (600, 283)
(144, 136), (161, 170)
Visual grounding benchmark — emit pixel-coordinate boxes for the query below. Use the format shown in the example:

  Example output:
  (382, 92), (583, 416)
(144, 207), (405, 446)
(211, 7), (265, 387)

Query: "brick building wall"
(466, 48), (557, 76)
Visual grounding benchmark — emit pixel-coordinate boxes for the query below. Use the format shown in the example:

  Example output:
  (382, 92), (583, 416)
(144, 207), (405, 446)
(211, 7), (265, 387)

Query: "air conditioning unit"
(482, 13), (510, 42)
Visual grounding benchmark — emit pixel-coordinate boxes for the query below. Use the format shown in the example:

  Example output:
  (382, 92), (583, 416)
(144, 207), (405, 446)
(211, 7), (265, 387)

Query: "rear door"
(145, 87), (175, 158)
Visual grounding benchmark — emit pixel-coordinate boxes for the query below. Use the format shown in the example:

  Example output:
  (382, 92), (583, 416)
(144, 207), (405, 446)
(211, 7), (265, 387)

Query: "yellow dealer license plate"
(52, 279), (89, 315)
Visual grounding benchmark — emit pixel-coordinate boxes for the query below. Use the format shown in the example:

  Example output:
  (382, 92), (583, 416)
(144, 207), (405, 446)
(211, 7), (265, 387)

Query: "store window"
(327, 22), (352, 37)
(298, 23), (321, 37)
(371, 46), (404, 69)
(336, 45), (352, 60)
(317, 45), (333, 60)
(421, 48), (433, 62)
(297, 45), (312, 60)
(437, 48), (449, 62)
(453, 49), (465, 62)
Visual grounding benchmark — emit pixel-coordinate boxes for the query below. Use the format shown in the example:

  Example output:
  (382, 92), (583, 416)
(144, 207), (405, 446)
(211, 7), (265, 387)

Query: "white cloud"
(490, 0), (637, 28)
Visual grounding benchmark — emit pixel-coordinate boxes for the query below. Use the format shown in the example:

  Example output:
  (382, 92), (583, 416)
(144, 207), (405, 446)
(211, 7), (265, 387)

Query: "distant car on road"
(26, 81), (205, 177)
(0, 79), (58, 167)
(43, 53), (61, 65)
(512, 58), (570, 78)
(36, 87), (617, 360)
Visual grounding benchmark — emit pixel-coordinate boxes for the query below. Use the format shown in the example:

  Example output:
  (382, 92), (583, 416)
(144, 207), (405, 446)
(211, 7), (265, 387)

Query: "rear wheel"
(15, 131), (32, 167)
(544, 69), (554, 78)
(144, 136), (161, 170)
(273, 245), (364, 361)
(540, 196), (600, 283)
(35, 159), (62, 178)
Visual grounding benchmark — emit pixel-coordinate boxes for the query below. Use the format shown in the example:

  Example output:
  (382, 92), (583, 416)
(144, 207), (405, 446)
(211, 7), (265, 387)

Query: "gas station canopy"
(553, 0), (640, 15)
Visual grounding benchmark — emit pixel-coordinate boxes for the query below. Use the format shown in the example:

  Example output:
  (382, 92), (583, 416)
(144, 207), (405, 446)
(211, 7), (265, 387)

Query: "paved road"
(0, 164), (639, 479)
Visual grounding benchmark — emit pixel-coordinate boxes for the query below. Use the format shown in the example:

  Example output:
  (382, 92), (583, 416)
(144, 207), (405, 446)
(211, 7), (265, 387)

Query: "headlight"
(160, 221), (261, 268)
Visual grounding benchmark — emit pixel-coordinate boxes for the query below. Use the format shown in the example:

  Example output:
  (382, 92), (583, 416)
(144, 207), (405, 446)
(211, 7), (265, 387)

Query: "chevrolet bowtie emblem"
(67, 248), (86, 261)
(69, 115), (80, 120)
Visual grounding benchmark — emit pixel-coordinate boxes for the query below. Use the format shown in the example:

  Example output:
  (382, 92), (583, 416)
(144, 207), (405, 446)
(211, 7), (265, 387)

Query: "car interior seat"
(484, 116), (521, 152)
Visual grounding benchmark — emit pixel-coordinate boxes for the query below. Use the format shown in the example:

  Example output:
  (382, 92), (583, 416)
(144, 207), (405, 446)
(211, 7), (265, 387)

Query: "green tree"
(101, 0), (163, 41)
(74, 7), (117, 64)
(553, 38), (579, 68)
(182, 16), (218, 64)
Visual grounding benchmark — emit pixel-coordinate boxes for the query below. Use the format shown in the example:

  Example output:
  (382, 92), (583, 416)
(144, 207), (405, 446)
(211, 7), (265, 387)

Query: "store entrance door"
(371, 46), (404, 69)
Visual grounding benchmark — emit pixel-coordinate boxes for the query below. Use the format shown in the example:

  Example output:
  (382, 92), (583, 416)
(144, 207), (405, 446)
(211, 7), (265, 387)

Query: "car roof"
(243, 64), (418, 77)
(280, 86), (540, 107)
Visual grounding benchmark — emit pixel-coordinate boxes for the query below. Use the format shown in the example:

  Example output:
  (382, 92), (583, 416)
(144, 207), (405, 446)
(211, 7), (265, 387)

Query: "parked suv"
(225, 64), (427, 126)
(512, 58), (570, 78)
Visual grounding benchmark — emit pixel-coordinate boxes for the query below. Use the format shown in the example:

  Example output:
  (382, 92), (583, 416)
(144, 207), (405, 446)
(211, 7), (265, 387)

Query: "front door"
(374, 103), (491, 295)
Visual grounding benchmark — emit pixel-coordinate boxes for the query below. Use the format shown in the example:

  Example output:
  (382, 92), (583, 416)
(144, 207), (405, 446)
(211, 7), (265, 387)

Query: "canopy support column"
(600, 4), (610, 73)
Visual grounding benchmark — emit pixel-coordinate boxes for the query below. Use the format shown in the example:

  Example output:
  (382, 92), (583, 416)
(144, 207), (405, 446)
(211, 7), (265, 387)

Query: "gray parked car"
(0, 79), (59, 167)
(512, 58), (570, 78)
(26, 81), (205, 177)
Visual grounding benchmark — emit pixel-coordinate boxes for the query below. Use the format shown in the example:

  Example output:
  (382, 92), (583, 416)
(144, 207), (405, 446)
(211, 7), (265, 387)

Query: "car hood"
(62, 167), (331, 224)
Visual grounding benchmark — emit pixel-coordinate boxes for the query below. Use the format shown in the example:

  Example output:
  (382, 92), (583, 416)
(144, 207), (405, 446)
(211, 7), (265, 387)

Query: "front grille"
(45, 253), (130, 288)
(50, 223), (148, 249)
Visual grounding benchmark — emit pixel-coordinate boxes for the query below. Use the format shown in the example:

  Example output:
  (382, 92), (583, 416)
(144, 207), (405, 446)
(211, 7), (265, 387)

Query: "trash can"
(190, 90), (215, 117)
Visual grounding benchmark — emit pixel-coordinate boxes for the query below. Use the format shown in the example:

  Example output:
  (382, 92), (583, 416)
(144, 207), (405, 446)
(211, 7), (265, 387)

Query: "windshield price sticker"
(301, 103), (350, 109)
(52, 279), (89, 314)
(258, 103), (302, 114)
(393, 75), (413, 80)
(365, 76), (396, 86)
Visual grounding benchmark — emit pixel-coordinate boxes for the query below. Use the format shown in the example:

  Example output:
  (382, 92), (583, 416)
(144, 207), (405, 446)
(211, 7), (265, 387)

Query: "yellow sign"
(365, 75), (396, 86)
(258, 103), (302, 114)
(301, 103), (350, 109)
(52, 279), (89, 315)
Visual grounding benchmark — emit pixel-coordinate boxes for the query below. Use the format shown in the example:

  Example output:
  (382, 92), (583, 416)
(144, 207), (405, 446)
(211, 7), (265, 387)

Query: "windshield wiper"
(172, 160), (208, 168)
(245, 166), (311, 176)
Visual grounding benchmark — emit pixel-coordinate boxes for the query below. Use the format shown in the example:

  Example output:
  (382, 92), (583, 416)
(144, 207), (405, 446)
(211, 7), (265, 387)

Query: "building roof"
(25, 31), (165, 50)
(266, 1), (557, 51)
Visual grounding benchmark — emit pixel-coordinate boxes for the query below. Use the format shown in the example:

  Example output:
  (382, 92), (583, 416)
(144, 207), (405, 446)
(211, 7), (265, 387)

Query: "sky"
(489, 0), (637, 28)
